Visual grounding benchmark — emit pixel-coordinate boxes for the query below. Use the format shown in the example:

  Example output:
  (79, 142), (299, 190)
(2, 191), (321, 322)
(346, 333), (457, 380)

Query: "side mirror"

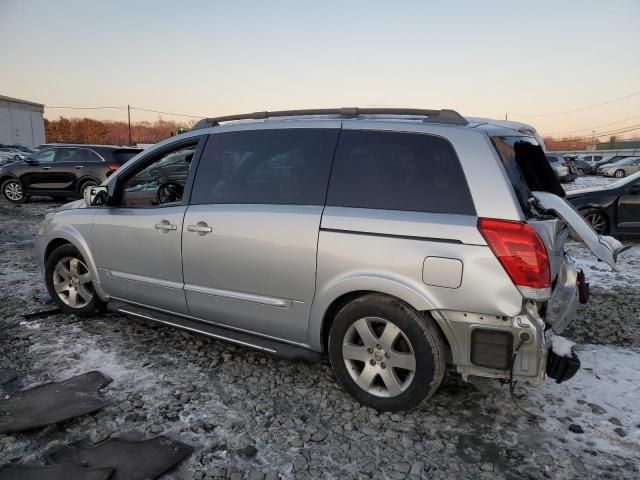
(84, 185), (109, 206)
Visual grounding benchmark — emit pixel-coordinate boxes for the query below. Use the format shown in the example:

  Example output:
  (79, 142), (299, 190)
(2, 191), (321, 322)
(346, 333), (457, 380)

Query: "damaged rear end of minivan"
(469, 130), (624, 386)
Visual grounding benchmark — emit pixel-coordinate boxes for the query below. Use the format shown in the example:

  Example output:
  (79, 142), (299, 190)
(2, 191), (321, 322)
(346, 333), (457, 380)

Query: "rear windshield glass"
(113, 149), (142, 165)
(491, 136), (565, 214)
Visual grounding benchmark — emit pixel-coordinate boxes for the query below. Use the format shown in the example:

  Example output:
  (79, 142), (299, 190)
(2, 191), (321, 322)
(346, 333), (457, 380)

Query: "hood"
(565, 186), (615, 197)
(597, 163), (616, 170)
(56, 199), (86, 211)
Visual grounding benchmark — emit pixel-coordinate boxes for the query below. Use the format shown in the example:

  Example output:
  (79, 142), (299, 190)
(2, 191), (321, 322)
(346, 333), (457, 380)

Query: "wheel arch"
(316, 289), (452, 356)
(76, 176), (102, 193)
(40, 227), (109, 302)
(0, 173), (19, 186)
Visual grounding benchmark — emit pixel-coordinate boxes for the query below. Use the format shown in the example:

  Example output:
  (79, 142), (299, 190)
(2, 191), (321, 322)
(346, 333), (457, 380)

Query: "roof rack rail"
(191, 107), (467, 130)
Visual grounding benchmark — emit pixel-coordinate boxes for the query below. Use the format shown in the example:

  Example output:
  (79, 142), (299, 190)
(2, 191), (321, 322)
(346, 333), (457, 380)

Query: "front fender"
(35, 209), (109, 301)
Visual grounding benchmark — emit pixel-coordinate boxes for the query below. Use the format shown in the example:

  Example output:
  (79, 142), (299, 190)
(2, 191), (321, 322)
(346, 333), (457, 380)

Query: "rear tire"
(2, 178), (29, 204)
(45, 244), (102, 317)
(581, 208), (609, 235)
(614, 169), (625, 178)
(328, 294), (445, 411)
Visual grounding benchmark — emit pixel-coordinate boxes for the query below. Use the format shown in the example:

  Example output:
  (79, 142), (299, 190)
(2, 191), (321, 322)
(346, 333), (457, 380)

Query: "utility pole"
(592, 130), (595, 150)
(505, 112), (508, 120)
(127, 104), (132, 146)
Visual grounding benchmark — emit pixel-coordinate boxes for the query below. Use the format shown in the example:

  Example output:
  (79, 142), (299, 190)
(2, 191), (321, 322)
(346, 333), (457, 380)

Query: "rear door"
(182, 124), (340, 342)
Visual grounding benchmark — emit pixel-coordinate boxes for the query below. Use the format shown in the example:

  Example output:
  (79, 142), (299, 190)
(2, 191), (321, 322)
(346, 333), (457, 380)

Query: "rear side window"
(83, 149), (103, 163)
(191, 129), (339, 206)
(326, 130), (475, 215)
(112, 149), (141, 165)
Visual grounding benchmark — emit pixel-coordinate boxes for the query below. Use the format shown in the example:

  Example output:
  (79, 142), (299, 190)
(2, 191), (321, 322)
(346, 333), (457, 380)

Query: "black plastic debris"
(0, 463), (113, 480)
(48, 436), (193, 480)
(546, 350), (581, 383)
(0, 371), (112, 434)
(22, 308), (61, 320)
(0, 369), (17, 385)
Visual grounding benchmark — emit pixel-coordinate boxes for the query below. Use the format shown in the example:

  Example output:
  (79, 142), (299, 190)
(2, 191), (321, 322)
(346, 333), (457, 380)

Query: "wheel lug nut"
(381, 363), (386, 369)
(367, 348), (373, 354)
(376, 344), (382, 350)
(370, 359), (376, 366)
(385, 352), (390, 359)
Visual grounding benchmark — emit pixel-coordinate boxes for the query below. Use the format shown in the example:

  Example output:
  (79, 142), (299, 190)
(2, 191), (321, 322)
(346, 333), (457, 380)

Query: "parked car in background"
(35, 108), (620, 411)
(0, 147), (29, 161)
(579, 154), (626, 175)
(0, 144), (142, 203)
(596, 156), (640, 178)
(568, 171), (640, 235)
(546, 154), (577, 182)
(2, 144), (38, 155)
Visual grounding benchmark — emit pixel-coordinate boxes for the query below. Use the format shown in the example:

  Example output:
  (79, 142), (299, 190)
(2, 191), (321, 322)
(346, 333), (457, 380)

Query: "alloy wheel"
(4, 181), (22, 201)
(584, 212), (608, 234)
(342, 317), (416, 398)
(52, 256), (93, 308)
(614, 170), (625, 178)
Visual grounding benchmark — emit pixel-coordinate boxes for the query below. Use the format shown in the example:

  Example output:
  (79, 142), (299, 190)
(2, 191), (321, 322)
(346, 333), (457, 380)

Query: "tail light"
(106, 164), (120, 176)
(478, 218), (551, 298)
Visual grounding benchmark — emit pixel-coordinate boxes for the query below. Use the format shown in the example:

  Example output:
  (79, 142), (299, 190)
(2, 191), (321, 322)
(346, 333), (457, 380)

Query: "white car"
(0, 148), (28, 162)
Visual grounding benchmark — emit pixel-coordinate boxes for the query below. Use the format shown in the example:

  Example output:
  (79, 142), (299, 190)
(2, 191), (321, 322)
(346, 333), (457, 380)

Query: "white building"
(0, 95), (46, 148)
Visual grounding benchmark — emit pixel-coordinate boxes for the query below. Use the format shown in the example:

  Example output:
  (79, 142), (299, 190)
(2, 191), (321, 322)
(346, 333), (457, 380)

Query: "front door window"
(120, 145), (197, 207)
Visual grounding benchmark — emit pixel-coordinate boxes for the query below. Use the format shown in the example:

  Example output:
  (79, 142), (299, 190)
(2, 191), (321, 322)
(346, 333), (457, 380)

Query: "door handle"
(42, 166), (51, 170)
(75, 165), (83, 169)
(154, 221), (177, 232)
(186, 222), (213, 235)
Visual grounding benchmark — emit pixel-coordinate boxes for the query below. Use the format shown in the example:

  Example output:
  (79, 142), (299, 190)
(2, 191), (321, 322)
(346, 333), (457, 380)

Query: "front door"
(20, 148), (56, 190)
(182, 126), (340, 343)
(617, 180), (640, 232)
(92, 139), (202, 313)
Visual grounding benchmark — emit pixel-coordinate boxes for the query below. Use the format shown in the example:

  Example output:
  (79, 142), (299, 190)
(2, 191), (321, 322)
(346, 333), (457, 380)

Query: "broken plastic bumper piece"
(546, 349), (581, 383)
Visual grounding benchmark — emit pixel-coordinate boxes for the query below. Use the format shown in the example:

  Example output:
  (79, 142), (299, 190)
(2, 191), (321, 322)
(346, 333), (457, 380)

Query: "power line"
(508, 90), (640, 117)
(46, 105), (127, 110)
(130, 106), (205, 119)
(546, 125), (640, 141)
(545, 114), (640, 135)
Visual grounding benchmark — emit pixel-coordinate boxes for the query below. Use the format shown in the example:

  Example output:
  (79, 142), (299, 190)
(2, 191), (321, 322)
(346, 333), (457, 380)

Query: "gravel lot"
(1, 189), (638, 479)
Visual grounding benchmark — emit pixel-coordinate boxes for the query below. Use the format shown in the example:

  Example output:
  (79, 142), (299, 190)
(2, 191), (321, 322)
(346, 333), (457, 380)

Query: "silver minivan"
(34, 108), (621, 411)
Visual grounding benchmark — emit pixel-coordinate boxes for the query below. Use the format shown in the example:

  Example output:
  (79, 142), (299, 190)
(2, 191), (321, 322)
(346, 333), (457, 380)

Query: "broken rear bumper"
(545, 262), (586, 334)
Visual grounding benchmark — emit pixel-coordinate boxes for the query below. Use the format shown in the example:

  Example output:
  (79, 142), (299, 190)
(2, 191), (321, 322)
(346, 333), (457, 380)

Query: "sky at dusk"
(1, 0), (639, 138)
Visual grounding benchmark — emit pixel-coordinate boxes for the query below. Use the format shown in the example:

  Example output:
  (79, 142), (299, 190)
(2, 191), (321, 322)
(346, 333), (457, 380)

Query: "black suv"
(0, 145), (142, 204)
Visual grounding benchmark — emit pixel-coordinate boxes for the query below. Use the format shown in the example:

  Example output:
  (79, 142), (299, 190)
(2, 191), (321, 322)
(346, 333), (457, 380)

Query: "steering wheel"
(156, 181), (184, 205)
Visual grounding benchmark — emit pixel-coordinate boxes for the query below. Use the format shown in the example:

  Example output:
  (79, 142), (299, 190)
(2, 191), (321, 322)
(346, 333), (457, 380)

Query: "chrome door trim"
(184, 283), (293, 308)
(110, 296), (310, 348)
(106, 269), (184, 290)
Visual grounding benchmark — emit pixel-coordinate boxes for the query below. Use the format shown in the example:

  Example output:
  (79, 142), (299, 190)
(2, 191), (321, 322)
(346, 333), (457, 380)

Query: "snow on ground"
(563, 175), (619, 192)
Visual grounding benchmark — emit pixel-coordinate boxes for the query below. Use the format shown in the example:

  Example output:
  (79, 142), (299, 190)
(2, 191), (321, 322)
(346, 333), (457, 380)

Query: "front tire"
(2, 178), (29, 204)
(45, 244), (101, 317)
(328, 294), (445, 411)
(614, 169), (625, 178)
(78, 180), (99, 199)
